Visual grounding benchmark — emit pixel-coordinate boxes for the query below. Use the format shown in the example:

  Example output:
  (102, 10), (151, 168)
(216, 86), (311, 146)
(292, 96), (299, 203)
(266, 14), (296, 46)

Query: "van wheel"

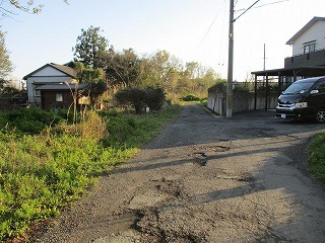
(316, 110), (325, 123)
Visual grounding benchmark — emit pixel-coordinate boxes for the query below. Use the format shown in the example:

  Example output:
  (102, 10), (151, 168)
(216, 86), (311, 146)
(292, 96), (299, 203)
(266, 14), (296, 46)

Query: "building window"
(56, 93), (63, 102)
(304, 41), (316, 54)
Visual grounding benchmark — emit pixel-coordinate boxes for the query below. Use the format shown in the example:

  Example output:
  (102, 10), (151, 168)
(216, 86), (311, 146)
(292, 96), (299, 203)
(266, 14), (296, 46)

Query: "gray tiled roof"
(23, 63), (77, 80)
(35, 83), (88, 91)
(49, 63), (77, 78)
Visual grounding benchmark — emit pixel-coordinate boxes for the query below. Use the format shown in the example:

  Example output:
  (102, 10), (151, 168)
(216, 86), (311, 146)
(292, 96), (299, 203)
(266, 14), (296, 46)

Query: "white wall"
(32, 66), (66, 76)
(292, 21), (325, 56)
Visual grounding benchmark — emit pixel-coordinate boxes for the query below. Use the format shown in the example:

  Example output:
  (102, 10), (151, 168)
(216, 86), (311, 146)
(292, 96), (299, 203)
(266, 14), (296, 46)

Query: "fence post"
(278, 72), (282, 96)
(254, 74), (257, 110)
(265, 73), (268, 111)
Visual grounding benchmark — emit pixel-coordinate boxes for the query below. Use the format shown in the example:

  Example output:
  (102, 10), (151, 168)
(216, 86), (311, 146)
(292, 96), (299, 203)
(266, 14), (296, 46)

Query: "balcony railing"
(284, 49), (325, 69)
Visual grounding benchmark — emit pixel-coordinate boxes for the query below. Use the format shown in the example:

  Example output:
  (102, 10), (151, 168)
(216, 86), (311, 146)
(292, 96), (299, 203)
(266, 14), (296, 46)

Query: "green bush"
(115, 87), (166, 113)
(181, 94), (200, 101)
(308, 132), (325, 182)
(144, 87), (165, 111)
(115, 87), (146, 114)
(0, 107), (62, 134)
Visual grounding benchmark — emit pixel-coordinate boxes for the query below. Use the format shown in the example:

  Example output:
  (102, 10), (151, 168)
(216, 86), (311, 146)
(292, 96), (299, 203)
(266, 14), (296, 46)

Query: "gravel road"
(36, 105), (325, 243)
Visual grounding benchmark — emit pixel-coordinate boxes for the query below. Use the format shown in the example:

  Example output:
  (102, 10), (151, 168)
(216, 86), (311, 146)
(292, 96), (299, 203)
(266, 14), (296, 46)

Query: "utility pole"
(262, 43), (266, 86)
(226, 0), (235, 118)
(263, 43), (266, 71)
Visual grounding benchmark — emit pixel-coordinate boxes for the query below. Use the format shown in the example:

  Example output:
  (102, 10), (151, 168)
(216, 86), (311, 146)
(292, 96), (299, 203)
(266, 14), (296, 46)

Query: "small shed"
(35, 83), (88, 109)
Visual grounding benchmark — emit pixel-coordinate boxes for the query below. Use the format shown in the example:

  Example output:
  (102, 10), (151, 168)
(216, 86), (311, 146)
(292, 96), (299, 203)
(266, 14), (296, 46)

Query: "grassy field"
(0, 105), (181, 241)
(308, 132), (325, 182)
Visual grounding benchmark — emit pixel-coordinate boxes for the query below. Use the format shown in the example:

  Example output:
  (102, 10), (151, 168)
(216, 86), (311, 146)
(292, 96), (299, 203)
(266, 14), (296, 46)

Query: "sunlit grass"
(308, 132), (325, 182)
(0, 105), (181, 241)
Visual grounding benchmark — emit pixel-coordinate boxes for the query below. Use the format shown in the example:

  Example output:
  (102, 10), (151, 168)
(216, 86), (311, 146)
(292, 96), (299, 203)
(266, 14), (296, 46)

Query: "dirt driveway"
(37, 105), (325, 243)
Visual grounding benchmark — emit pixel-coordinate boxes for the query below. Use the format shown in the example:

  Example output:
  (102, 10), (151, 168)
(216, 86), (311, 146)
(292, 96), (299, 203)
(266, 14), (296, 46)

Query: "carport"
(251, 67), (325, 111)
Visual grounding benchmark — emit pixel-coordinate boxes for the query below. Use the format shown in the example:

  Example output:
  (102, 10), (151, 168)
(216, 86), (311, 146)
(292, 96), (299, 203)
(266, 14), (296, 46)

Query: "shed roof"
(286, 16), (325, 45)
(35, 83), (88, 91)
(23, 63), (77, 80)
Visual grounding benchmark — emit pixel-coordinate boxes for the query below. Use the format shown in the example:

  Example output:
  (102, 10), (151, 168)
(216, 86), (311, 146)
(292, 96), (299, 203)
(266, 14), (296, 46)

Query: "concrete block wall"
(207, 91), (278, 115)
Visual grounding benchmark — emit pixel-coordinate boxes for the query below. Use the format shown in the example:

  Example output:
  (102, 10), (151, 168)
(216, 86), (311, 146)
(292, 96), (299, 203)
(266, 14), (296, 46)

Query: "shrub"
(115, 87), (166, 113)
(115, 87), (146, 114)
(181, 94), (200, 101)
(144, 87), (165, 111)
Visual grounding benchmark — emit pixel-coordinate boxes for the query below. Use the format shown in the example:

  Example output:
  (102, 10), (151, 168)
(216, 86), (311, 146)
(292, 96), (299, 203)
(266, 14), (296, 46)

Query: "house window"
(56, 93), (63, 102)
(304, 41), (316, 54)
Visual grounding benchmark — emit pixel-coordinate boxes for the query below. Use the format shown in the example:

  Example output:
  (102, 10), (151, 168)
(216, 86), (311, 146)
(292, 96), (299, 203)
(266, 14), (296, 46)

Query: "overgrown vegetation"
(101, 106), (178, 148)
(308, 132), (325, 182)
(181, 94), (201, 101)
(0, 105), (180, 241)
(0, 107), (62, 134)
(115, 87), (165, 114)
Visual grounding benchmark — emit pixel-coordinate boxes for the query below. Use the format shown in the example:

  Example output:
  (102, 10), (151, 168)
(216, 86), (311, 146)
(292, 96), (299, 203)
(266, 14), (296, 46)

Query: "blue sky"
(3, 0), (325, 81)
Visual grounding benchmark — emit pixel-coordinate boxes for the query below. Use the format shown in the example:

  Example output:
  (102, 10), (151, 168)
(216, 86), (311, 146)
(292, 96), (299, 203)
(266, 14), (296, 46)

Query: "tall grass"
(0, 105), (181, 241)
(100, 106), (180, 148)
(308, 132), (325, 182)
(0, 107), (62, 135)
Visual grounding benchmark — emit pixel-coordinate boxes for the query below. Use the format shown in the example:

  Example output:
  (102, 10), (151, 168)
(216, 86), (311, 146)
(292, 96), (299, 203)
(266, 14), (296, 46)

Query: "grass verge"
(307, 132), (325, 182)
(0, 105), (181, 241)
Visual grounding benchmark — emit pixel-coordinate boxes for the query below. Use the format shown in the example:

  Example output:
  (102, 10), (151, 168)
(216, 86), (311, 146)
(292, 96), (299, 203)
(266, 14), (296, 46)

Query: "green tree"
(105, 48), (143, 87)
(140, 51), (183, 91)
(0, 31), (13, 79)
(73, 26), (112, 68)
(73, 62), (107, 104)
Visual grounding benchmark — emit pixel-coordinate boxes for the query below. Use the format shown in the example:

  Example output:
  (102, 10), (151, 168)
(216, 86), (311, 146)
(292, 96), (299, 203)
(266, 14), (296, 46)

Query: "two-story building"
(285, 16), (325, 69)
(251, 16), (325, 110)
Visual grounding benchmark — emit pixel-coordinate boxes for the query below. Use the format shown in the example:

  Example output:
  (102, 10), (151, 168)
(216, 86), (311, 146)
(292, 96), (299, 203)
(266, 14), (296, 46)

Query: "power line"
(234, 0), (261, 22)
(252, 0), (290, 9)
(235, 0), (290, 12)
(198, 0), (227, 48)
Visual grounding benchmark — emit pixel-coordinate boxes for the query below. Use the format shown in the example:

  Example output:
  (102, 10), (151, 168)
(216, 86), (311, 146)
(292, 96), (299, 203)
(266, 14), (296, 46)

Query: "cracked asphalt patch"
(35, 105), (325, 243)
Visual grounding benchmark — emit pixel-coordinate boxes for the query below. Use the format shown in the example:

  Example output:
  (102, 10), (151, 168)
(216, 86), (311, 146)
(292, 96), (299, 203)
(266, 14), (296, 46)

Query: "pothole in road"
(188, 145), (230, 153)
(128, 179), (184, 210)
(127, 178), (208, 242)
(187, 145), (231, 167)
(237, 173), (256, 182)
(192, 152), (207, 167)
(132, 208), (208, 243)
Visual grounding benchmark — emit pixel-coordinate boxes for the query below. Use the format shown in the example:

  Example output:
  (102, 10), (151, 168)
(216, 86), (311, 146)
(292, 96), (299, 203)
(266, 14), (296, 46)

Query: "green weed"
(308, 132), (325, 182)
(0, 105), (181, 241)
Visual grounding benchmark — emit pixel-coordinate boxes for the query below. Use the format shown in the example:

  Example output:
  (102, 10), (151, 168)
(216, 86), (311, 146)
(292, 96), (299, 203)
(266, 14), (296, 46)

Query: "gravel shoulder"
(35, 105), (325, 243)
